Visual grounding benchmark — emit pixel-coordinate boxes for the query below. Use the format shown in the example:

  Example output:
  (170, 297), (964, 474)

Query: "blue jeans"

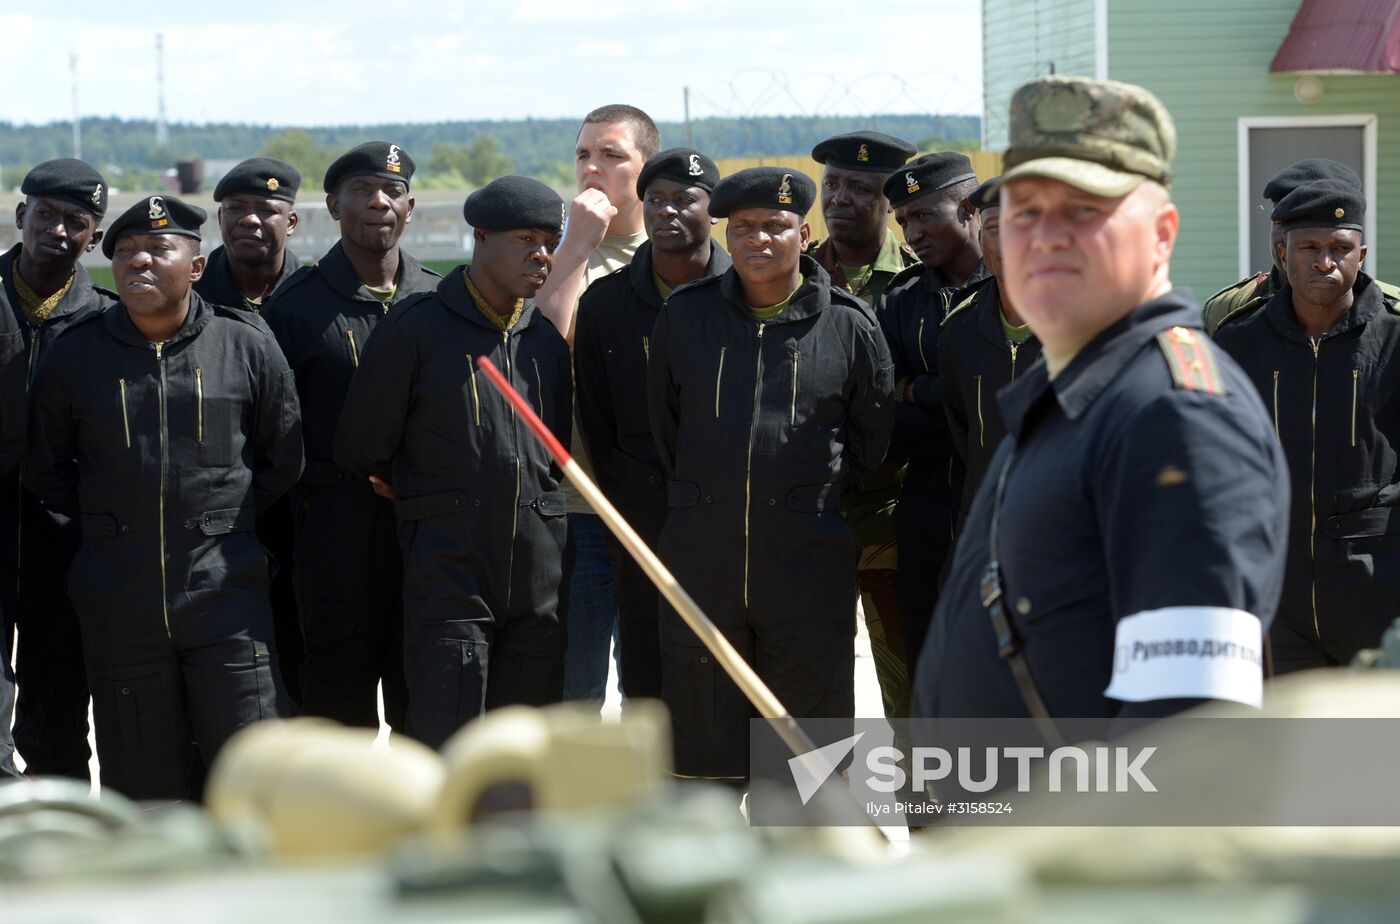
(561, 514), (620, 701)
(2, 614), (22, 778)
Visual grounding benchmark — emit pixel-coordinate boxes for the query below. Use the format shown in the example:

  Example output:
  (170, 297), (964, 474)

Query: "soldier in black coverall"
(647, 167), (895, 779)
(194, 157), (304, 704)
(938, 176), (1043, 526)
(875, 152), (985, 669)
(25, 195), (303, 799)
(0, 160), (114, 780)
(336, 177), (572, 748)
(574, 148), (730, 700)
(264, 142), (438, 732)
(194, 158), (303, 313)
(1215, 179), (1400, 672)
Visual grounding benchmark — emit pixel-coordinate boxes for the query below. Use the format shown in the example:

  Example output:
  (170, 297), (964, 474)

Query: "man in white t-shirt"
(534, 104), (660, 702)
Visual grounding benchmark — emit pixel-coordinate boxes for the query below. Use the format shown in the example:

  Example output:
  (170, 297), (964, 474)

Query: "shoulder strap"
(1155, 326), (1225, 395)
(941, 288), (979, 326)
(1213, 294), (1267, 332)
(984, 453), (1066, 748)
(1378, 279), (1400, 310)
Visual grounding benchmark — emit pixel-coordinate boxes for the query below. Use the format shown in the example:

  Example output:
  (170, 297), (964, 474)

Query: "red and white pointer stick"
(474, 356), (819, 763)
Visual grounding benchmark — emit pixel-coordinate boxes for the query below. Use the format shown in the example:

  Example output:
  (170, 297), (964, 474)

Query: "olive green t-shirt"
(363, 283), (396, 305)
(653, 270), (674, 301)
(1000, 309), (1033, 343)
(749, 285), (801, 321)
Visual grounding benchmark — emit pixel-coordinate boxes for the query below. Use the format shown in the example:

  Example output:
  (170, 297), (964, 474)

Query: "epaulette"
(829, 284), (878, 325)
(1156, 325), (1225, 395)
(381, 289), (436, 324)
(1214, 294), (1268, 331)
(939, 274), (994, 326)
(1202, 271), (1268, 332)
(578, 263), (629, 304)
(660, 273), (721, 312)
(1379, 279), (1400, 310)
(1203, 271), (1267, 306)
(50, 308), (104, 338)
(267, 264), (319, 301)
(668, 273), (716, 300)
(886, 262), (925, 288)
(210, 300), (275, 335)
(896, 241), (919, 267)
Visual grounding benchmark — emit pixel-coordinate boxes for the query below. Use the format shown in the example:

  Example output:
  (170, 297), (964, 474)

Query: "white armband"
(1104, 607), (1264, 707)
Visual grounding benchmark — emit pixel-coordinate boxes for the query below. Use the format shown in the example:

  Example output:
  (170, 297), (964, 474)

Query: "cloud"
(0, 1), (982, 126)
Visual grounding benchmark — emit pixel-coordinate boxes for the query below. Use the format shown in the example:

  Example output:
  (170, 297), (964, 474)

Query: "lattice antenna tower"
(155, 33), (169, 149)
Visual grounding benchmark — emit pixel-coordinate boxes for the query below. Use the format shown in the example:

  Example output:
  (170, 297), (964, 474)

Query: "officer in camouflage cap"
(915, 75), (1288, 736)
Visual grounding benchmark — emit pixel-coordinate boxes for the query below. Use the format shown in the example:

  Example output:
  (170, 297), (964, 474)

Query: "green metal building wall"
(982, 0), (1098, 150)
(983, 0), (1397, 297)
(1108, 0), (1396, 296)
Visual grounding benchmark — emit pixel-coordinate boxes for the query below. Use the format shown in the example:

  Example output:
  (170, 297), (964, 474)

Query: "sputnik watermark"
(864, 745), (1157, 794)
(752, 717), (1400, 826)
(789, 739), (1157, 805)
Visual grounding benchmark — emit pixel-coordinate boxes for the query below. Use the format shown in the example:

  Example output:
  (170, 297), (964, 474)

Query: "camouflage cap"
(993, 75), (1176, 198)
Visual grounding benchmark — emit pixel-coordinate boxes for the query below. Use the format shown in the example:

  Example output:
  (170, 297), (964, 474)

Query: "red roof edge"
(1270, 0), (1400, 74)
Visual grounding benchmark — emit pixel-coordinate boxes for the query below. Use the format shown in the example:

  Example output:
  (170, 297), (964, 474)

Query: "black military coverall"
(648, 257), (895, 778)
(916, 293), (1288, 723)
(0, 245), (114, 779)
(194, 244), (304, 704)
(264, 243), (438, 730)
(574, 240), (731, 700)
(937, 275), (1043, 528)
(0, 251), (29, 780)
(25, 295), (304, 800)
(1215, 275), (1400, 670)
(877, 262), (983, 667)
(193, 245), (300, 314)
(335, 269), (572, 749)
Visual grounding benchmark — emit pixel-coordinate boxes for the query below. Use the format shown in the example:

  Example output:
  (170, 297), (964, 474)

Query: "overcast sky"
(0, 1), (983, 126)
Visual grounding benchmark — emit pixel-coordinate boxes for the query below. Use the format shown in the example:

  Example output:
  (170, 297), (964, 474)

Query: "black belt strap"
(983, 450), (1066, 749)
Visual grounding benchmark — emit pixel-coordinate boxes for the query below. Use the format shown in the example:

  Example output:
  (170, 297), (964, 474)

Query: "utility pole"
(155, 33), (169, 149)
(70, 52), (81, 160)
(684, 86), (693, 147)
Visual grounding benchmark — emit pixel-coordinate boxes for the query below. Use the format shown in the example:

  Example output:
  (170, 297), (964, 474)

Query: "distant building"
(982, 0), (1399, 295)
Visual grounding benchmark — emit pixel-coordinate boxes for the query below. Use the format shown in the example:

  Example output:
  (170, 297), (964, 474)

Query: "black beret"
(1271, 180), (1365, 234)
(464, 175), (565, 233)
(214, 157), (302, 203)
(811, 131), (916, 172)
(22, 158), (108, 219)
(636, 147), (720, 197)
(883, 152), (978, 208)
(102, 195), (206, 258)
(969, 176), (1002, 212)
(709, 167), (816, 219)
(324, 141), (415, 193)
(1262, 158), (1360, 205)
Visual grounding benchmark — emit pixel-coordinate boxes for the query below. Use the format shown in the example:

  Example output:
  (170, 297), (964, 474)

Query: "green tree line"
(1, 114), (979, 192)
